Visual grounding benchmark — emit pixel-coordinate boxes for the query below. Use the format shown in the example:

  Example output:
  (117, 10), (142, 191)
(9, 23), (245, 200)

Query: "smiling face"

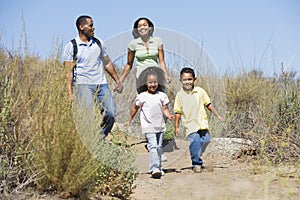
(137, 19), (152, 37)
(146, 74), (159, 94)
(80, 18), (95, 38)
(180, 72), (196, 91)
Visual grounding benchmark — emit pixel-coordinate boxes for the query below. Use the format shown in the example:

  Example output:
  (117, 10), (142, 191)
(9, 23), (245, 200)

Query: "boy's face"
(180, 72), (196, 91)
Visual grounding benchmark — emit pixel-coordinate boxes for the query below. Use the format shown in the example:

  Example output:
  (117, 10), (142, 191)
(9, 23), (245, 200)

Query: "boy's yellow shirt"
(174, 86), (211, 137)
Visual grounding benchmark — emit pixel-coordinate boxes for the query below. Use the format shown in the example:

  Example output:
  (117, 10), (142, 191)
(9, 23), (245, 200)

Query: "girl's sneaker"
(151, 168), (162, 179)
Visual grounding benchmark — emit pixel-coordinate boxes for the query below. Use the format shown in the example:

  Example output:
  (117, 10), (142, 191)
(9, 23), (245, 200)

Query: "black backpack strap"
(71, 39), (77, 61)
(70, 39), (77, 81)
(92, 37), (104, 60)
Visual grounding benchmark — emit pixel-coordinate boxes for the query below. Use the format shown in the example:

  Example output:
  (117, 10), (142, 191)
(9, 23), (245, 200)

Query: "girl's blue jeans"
(187, 130), (211, 167)
(73, 84), (116, 137)
(145, 132), (163, 173)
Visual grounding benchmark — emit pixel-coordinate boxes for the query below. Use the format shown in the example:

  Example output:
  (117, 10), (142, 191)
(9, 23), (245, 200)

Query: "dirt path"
(129, 138), (300, 200)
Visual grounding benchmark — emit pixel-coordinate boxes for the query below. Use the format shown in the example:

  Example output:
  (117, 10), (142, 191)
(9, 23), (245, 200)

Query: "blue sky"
(1, 0), (300, 77)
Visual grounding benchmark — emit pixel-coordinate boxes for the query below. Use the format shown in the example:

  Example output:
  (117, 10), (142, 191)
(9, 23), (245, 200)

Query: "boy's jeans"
(145, 132), (163, 173)
(187, 130), (211, 166)
(73, 84), (116, 138)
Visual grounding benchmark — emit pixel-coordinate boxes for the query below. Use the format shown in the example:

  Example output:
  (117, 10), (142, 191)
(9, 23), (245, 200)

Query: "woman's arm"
(120, 49), (135, 83)
(158, 45), (171, 83)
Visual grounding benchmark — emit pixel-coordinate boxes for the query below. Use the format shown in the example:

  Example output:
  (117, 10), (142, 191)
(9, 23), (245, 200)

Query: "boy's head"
(180, 67), (196, 91)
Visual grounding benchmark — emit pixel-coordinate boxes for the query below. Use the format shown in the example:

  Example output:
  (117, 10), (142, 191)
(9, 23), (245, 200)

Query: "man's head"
(180, 67), (196, 91)
(76, 15), (95, 37)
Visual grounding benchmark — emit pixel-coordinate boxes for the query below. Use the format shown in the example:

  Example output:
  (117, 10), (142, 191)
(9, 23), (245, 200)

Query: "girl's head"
(146, 71), (159, 94)
(137, 67), (166, 94)
(132, 17), (154, 39)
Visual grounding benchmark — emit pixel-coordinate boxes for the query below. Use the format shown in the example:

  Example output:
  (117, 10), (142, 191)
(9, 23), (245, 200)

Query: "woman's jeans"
(145, 132), (163, 173)
(73, 84), (116, 138)
(187, 130), (211, 166)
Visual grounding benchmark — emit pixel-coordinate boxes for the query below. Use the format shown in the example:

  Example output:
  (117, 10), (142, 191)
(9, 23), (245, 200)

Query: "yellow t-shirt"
(174, 86), (211, 137)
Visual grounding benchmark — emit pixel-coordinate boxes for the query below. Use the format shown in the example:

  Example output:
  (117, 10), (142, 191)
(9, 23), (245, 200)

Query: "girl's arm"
(162, 104), (174, 120)
(125, 104), (140, 126)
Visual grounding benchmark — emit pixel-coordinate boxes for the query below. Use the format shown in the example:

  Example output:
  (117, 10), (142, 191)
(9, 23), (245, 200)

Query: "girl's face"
(180, 72), (196, 91)
(146, 74), (158, 94)
(137, 19), (151, 37)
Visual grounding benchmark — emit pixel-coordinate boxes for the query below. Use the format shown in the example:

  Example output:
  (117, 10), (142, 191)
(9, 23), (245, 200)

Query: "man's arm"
(102, 55), (123, 93)
(64, 61), (76, 103)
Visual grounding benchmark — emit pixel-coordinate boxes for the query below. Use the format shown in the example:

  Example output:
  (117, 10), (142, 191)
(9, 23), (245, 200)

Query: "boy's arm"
(206, 104), (224, 122)
(162, 105), (174, 120)
(174, 113), (181, 136)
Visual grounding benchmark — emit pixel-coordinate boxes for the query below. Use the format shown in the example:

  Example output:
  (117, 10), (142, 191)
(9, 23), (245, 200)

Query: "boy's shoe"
(161, 154), (168, 162)
(161, 169), (165, 176)
(192, 165), (203, 173)
(151, 168), (162, 179)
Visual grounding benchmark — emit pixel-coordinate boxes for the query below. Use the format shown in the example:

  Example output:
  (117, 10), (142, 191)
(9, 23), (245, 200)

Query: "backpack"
(70, 37), (103, 80)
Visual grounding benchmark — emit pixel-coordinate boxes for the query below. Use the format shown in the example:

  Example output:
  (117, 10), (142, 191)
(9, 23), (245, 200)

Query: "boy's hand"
(217, 115), (224, 122)
(174, 127), (180, 137)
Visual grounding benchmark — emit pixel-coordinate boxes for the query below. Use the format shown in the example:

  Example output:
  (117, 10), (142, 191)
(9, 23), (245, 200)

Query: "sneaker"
(192, 165), (203, 173)
(151, 168), (162, 179)
(161, 169), (165, 176)
(161, 154), (168, 162)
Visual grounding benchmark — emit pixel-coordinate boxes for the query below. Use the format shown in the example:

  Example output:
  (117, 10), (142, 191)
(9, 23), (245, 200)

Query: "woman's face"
(137, 19), (151, 37)
(146, 74), (158, 94)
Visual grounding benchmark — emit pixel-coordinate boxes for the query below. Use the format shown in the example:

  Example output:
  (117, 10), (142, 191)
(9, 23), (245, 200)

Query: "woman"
(119, 17), (171, 84)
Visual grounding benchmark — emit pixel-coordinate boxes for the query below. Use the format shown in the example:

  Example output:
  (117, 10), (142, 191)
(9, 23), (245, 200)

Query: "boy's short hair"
(180, 67), (196, 78)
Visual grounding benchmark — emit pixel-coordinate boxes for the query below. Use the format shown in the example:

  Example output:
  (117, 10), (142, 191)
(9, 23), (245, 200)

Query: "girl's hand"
(124, 121), (130, 127)
(168, 115), (175, 121)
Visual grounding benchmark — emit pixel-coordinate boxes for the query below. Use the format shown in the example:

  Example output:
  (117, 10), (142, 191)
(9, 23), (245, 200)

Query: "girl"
(125, 69), (174, 178)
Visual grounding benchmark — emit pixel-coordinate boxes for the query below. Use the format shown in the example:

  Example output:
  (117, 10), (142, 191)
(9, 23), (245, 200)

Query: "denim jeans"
(73, 84), (116, 137)
(145, 132), (163, 173)
(187, 130), (211, 166)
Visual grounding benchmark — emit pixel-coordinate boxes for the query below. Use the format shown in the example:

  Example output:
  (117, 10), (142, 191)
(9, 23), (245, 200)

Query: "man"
(64, 15), (122, 139)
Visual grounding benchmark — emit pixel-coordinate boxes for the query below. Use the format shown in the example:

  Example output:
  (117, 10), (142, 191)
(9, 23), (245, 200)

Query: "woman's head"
(132, 17), (154, 39)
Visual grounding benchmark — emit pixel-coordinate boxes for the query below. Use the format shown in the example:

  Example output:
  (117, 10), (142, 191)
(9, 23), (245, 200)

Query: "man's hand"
(113, 81), (123, 93)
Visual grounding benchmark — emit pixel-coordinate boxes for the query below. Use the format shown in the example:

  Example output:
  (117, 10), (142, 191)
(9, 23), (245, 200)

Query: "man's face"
(180, 72), (196, 91)
(80, 18), (95, 37)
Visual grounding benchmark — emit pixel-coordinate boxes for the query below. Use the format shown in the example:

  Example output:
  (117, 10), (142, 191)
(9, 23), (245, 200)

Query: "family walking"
(63, 15), (224, 179)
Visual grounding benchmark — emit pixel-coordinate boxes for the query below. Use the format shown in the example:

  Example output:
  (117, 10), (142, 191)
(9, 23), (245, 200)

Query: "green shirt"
(174, 86), (211, 137)
(128, 36), (163, 78)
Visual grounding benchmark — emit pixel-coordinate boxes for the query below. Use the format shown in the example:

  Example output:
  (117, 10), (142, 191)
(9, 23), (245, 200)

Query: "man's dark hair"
(180, 67), (196, 78)
(76, 15), (92, 31)
(132, 17), (154, 39)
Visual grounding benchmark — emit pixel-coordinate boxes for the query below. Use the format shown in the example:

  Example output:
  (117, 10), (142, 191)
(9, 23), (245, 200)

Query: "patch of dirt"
(128, 138), (300, 200)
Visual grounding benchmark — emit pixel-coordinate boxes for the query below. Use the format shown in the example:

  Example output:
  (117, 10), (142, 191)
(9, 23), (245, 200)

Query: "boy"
(174, 67), (224, 173)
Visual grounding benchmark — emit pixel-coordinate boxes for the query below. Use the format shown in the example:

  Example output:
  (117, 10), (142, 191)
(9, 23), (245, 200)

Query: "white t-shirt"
(63, 36), (108, 84)
(135, 91), (169, 134)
